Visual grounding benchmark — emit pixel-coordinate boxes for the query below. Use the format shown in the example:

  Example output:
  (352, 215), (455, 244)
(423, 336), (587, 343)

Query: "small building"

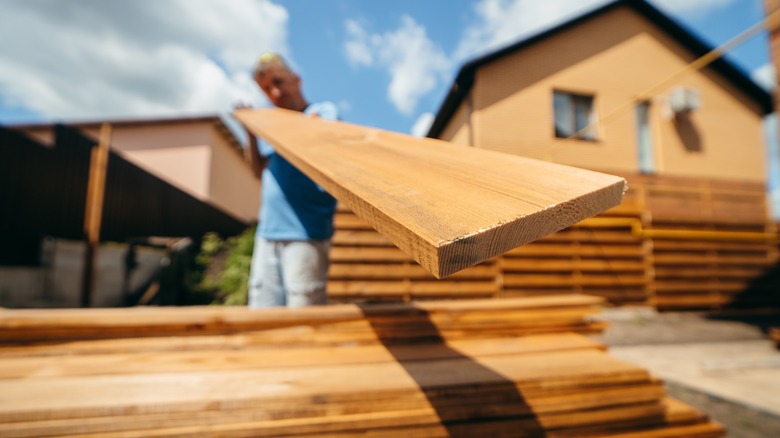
(2, 115), (259, 308)
(16, 114), (259, 224)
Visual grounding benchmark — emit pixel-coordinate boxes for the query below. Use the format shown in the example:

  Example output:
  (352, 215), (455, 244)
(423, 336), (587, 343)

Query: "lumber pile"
(0, 296), (724, 437)
(235, 108), (626, 278)
(330, 204), (501, 302)
(329, 173), (780, 310)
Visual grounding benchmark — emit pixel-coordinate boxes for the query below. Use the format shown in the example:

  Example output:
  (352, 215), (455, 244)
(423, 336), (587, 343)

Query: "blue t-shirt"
(257, 102), (339, 240)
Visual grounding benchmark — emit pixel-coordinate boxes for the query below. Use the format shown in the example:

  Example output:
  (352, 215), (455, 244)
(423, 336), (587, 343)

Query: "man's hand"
(232, 103), (266, 179)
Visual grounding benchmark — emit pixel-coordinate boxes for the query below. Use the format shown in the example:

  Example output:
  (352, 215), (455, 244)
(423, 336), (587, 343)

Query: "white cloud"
(0, 0), (289, 121)
(338, 100), (353, 113)
(649, 0), (737, 15)
(411, 112), (435, 137)
(344, 20), (374, 67)
(752, 63), (777, 91)
(343, 16), (451, 115)
(451, 0), (742, 62)
(339, 0), (744, 120)
(454, 0), (609, 62)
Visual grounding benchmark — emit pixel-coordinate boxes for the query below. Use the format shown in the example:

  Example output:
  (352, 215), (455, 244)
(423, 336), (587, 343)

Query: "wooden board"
(0, 295), (606, 344)
(235, 108), (626, 278)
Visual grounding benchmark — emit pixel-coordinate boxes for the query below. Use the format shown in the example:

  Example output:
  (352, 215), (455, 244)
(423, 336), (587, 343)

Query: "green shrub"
(191, 227), (255, 306)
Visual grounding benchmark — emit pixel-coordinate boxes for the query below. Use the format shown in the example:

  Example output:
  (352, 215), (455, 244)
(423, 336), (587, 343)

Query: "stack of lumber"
(330, 171), (780, 310)
(633, 174), (780, 310)
(330, 205), (648, 305)
(0, 295), (723, 437)
(331, 204), (501, 302)
(651, 228), (778, 310)
(500, 181), (648, 305)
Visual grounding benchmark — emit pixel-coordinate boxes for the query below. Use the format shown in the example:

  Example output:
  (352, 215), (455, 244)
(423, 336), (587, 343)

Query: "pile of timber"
(330, 204), (648, 305)
(0, 295), (723, 437)
(330, 171), (780, 310)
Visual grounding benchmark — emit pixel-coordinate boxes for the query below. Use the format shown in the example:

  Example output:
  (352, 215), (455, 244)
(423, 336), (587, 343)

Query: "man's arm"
(245, 134), (267, 179)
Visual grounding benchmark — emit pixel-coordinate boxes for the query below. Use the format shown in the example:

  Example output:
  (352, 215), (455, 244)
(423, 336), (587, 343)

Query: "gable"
(429, 0), (772, 139)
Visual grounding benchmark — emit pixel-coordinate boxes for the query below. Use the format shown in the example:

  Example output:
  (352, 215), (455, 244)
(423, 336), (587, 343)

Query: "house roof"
(427, 0), (774, 138)
(9, 113), (244, 152)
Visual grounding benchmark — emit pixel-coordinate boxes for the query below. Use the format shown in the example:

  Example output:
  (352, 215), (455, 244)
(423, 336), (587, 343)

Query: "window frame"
(553, 90), (597, 141)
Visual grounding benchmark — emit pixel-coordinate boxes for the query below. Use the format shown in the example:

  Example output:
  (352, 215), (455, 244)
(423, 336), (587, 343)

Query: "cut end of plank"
(433, 178), (627, 278)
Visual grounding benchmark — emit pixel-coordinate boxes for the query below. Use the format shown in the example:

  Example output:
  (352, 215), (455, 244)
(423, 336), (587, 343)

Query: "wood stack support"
(0, 296), (724, 437)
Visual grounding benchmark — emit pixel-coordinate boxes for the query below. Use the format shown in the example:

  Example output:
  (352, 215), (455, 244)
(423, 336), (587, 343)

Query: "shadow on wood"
(358, 303), (545, 435)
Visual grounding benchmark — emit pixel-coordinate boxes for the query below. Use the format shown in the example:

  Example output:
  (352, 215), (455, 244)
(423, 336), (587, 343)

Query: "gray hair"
(253, 52), (292, 78)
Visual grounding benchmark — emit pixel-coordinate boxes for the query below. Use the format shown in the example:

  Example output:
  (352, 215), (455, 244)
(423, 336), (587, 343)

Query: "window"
(553, 91), (596, 140)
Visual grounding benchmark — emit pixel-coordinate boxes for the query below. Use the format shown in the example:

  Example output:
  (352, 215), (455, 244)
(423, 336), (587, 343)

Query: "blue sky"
(1, 0), (778, 214)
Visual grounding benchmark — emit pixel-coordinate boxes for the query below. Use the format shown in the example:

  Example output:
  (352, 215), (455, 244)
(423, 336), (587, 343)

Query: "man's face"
(255, 64), (302, 111)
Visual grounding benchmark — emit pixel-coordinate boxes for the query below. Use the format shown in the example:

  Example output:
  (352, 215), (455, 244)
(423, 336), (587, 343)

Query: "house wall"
(81, 122), (215, 200)
(86, 121), (259, 223)
(208, 126), (261, 223)
(440, 96), (473, 146)
(459, 7), (765, 183)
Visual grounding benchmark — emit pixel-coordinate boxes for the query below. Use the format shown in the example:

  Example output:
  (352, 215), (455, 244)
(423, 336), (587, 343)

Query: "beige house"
(18, 115), (259, 223)
(408, 0), (778, 309)
(428, 0), (772, 186)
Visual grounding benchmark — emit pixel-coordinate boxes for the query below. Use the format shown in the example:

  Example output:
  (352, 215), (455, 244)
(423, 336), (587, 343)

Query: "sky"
(1, 0), (779, 215)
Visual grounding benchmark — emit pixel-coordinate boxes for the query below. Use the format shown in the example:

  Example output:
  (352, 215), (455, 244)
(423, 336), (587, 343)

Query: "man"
(242, 52), (338, 308)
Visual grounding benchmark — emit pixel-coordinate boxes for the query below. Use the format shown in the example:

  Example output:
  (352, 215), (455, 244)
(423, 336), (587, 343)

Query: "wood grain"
(235, 108), (626, 278)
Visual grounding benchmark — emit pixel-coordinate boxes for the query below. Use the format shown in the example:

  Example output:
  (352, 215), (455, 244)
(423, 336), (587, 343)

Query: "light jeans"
(248, 237), (331, 308)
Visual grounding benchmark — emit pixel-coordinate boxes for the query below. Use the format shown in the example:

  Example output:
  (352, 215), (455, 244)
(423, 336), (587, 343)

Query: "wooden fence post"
(81, 123), (112, 308)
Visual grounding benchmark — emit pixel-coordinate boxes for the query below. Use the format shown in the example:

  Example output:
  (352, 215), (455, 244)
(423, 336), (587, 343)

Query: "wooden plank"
(81, 123), (112, 308)
(330, 247), (411, 262)
(502, 258), (646, 272)
(0, 334), (603, 380)
(0, 295), (604, 342)
(332, 230), (393, 246)
(235, 108), (625, 278)
(507, 243), (644, 258)
(327, 280), (498, 296)
(504, 274), (646, 288)
(654, 266), (767, 279)
(329, 262), (496, 280)
(0, 349), (652, 422)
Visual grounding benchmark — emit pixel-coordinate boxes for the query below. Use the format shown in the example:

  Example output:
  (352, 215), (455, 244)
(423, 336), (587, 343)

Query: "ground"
(590, 306), (780, 438)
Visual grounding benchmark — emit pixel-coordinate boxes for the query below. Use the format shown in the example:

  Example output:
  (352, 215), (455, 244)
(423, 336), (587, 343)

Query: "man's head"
(253, 52), (307, 112)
